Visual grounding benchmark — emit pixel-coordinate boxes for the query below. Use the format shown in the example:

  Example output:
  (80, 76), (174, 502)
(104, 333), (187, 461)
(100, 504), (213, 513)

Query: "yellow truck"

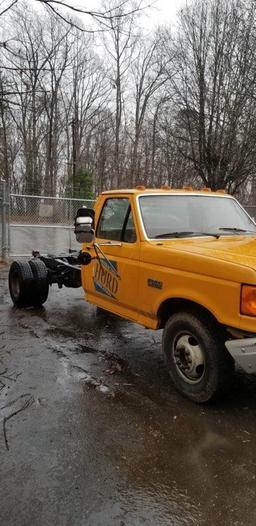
(8, 187), (256, 403)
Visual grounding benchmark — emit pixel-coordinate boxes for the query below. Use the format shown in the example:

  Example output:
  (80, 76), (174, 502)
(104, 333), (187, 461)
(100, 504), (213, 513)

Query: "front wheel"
(162, 311), (234, 403)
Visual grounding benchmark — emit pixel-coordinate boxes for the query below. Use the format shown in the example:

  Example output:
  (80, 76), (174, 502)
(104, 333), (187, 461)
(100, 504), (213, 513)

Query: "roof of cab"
(101, 187), (231, 197)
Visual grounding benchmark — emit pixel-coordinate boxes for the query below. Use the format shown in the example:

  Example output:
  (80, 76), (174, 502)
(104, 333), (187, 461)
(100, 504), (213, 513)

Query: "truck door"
(85, 197), (140, 322)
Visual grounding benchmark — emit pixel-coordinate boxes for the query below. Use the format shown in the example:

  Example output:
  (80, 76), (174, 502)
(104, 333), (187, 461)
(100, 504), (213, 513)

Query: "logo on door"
(93, 259), (119, 299)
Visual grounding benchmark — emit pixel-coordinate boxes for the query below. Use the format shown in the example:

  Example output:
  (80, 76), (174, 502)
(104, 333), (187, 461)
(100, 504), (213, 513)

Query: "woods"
(1, 0), (256, 199)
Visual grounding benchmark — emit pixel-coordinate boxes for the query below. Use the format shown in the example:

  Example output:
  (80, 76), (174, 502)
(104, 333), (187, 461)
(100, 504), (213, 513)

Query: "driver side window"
(97, 198), (137, 242)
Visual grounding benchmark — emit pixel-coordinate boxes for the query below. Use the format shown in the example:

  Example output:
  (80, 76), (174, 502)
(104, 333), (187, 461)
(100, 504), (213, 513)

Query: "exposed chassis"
(31, 240), (120, 290)
(31, 249), (87, 289)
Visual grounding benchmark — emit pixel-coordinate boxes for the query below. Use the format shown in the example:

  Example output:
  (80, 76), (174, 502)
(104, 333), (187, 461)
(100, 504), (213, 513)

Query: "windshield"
(139, 195), (256, 239)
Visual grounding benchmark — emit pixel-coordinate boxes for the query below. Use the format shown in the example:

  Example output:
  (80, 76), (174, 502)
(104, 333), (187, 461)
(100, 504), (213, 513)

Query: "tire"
(162, 311), (234, 403)
(9, 260), (35, 307)
(28, 259), (49, 306)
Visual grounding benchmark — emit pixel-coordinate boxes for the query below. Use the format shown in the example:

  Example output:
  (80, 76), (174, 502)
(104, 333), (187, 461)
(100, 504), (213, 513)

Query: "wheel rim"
(10, 273), (21, 300)
(172, 332), (205, 384)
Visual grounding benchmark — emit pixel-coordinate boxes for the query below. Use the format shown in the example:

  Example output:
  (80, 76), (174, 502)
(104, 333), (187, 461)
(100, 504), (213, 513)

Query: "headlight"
(241, 285), (256, 316)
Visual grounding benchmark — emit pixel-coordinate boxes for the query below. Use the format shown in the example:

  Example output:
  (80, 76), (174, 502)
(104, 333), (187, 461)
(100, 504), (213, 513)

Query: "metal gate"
(9, 193), (94, 257)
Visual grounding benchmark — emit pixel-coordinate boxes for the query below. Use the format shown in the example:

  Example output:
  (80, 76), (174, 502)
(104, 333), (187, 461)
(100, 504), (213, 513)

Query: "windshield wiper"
(218, 227), (256, 233)
(154, 231), (220, 239)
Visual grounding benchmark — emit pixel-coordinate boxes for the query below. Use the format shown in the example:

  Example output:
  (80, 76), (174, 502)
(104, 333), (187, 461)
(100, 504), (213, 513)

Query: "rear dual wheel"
(29, 259), (49, 306)
(9, 259), (49, 308)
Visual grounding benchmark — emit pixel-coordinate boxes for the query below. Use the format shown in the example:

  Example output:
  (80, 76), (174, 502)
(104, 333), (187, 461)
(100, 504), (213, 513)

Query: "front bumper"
(225, 338), (256, 374)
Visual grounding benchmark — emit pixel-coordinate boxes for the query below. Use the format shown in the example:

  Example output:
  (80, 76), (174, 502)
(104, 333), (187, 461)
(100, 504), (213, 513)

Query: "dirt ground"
(1, 265), (256, 526)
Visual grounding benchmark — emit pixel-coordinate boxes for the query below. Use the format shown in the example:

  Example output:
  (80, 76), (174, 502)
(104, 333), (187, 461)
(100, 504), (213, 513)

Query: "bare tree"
(3, 0), (256, 201)
(167, 0), (256, 192)
(7, 9), (51, 192)
(41, 21), (72, 195)
(129, 35), (167, 185)
(102, 0), (141, 186)
(3, 6), (73, 192)
(0, 0), (148, 31)
(0, 73), (11, 183)
(61, 32), (111, 194)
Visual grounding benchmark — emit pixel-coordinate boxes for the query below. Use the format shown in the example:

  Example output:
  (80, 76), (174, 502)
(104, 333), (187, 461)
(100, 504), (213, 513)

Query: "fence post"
(68, 198), (72, 252)
(0, 179), (9, 261)
(0, 180), (3, 261)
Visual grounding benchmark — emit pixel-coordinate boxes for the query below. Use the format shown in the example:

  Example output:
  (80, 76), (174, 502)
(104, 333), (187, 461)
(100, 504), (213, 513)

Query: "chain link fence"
(10, 194), (94, 225)
(1, 184), (256, 260)
(9, 194), (94, 257)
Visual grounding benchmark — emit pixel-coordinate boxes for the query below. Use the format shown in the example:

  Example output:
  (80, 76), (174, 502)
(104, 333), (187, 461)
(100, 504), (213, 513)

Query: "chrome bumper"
(225, 338), (256, 374)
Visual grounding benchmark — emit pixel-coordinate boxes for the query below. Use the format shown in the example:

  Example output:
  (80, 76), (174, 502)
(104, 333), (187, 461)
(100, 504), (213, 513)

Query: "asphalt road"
(1, 265), (256, 526)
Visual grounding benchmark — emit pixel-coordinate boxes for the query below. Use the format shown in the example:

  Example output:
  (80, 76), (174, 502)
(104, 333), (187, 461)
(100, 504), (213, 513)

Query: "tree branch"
(35, 0), (147, 21)
(0, 0), (18, 17)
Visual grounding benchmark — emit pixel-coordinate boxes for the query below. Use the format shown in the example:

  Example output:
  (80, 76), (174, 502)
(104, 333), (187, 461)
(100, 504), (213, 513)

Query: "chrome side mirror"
(74, 208), (95, 244)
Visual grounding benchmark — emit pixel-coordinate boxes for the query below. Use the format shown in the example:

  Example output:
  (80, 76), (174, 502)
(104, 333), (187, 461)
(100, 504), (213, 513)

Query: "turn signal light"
(241, 285), (256, 316)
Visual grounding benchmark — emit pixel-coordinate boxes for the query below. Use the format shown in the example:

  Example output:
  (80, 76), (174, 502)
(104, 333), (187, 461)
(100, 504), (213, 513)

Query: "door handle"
(97, 242), (122, 247)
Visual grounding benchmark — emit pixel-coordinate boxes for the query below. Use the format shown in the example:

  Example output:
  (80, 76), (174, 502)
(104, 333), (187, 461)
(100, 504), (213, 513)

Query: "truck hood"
(143, 235), (256, 284)
(156, 235), (256, 269)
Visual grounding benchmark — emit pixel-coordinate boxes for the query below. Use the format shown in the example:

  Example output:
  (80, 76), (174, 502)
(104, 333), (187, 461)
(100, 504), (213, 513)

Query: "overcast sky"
(0, 0), (188, 35)
(72, 0), (188, 29)
(9, 0), (188, 30)
(145, 0), (187, 27)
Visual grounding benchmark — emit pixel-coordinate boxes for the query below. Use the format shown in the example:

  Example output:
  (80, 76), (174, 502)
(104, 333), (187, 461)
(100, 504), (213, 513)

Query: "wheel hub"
(173, 333), (205, 383)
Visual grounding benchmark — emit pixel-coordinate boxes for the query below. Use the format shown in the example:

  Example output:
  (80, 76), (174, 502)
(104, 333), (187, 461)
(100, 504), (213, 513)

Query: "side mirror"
(74, 208), (95, 244)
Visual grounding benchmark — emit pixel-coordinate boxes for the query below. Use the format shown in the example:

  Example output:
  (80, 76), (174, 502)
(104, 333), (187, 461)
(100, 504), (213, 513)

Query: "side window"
(123, 209), (137, 243)
(97, 198), (130, 241)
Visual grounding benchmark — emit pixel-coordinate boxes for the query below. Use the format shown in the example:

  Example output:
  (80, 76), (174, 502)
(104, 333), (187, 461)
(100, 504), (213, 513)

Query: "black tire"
(162, 311), (234, 403)
(9, 260), (35, 307)
(28, 259), (49, 306)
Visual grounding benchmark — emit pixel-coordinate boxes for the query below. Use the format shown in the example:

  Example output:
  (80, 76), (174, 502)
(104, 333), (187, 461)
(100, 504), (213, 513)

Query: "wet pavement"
(1, 265), (256, 525)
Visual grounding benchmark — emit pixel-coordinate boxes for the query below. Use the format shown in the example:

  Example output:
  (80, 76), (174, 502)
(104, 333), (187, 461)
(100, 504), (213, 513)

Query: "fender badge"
(147, 279), (163, 290)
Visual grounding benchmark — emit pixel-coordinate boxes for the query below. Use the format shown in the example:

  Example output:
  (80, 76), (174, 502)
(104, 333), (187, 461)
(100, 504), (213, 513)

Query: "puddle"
(69, 365), (111, 394)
